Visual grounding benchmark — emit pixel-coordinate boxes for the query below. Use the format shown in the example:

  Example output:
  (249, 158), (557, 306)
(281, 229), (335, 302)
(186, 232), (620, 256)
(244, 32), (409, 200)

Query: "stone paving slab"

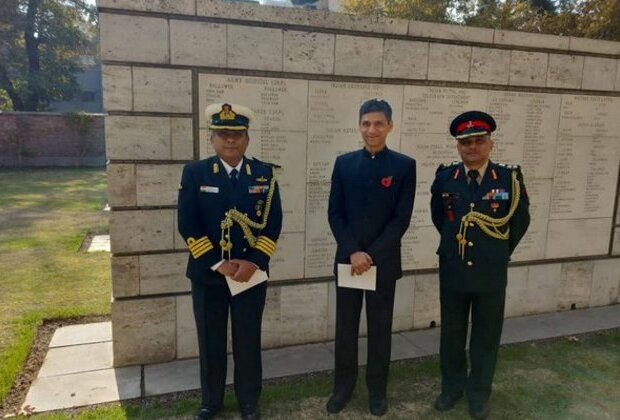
(49, 322), (111, 348)
(38, 342), (113, 378)
(144, 358), (206, 396)
(22, 366), (141, 412)
(399, 328), (440, 356)
(87, 234), (110, 252)
(262, 342), (333, 379)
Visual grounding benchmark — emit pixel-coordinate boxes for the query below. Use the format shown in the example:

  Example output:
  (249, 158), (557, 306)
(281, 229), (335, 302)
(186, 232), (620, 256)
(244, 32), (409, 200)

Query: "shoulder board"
(252, 157), (281, 169)
(435, 161), (459, 174)
(496, 162), (522, 171)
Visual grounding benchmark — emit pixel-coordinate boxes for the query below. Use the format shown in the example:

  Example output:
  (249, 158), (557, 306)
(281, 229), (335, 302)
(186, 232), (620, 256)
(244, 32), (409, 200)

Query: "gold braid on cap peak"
(456, 171), (521, 260)
(219, 175), (277, 260)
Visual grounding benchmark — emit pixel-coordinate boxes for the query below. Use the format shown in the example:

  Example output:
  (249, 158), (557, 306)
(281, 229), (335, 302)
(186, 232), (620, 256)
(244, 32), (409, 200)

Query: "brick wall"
(0, 112), (105, 167)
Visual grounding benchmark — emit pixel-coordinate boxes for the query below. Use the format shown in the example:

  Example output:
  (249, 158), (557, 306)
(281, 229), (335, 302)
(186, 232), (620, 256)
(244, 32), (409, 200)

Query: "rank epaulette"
(436, 161), (459, 174)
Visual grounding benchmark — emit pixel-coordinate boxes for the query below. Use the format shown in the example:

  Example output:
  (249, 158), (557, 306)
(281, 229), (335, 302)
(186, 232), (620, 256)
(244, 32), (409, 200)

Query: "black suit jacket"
(430, 161), (530, 293)
(328, 147), (416, 283)
(177, 156), (283, 284)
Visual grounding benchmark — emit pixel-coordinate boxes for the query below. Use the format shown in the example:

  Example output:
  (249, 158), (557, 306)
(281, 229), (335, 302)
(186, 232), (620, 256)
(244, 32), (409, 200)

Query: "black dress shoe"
(194, 406), (221, 419)
(326, 393), (351, 414)
(469, 402), (490, 419)
(434, 393), (463, 411)
(239, 404), (259, 420)
(369, 397), (388, 416)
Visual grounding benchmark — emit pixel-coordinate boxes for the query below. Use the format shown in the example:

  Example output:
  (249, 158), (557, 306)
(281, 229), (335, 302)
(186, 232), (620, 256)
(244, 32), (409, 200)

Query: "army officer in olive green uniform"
(430, 111), (530, 419)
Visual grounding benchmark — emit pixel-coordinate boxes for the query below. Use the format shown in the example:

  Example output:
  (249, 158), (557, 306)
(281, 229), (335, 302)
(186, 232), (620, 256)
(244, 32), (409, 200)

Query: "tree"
(0, 0), (96, 111)
(341, 0), (453, 23)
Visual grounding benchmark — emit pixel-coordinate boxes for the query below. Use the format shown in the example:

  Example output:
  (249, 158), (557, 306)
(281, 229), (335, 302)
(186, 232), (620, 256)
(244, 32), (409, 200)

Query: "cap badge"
(219, 104), (236, 121)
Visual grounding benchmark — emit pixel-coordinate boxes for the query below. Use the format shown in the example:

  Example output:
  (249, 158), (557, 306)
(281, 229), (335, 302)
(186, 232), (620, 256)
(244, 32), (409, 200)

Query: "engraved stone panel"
(590, 259), (620, 307)
(616, 61), (620, 92)
(393, 275), (415, 331)
(335, 35), (383, 77)
(546, 54), (583, 89)
(511, 178), (551, 262)
(136, 164), (184, 206)
(176, 295), (198, 359)
(509, 51), (548, 87)
(195, 73), (620, 274)
(428, 44), (471, 82)
(227, 25), (283, 71)
(283, 31), (335, 75)
(558, 261), (594, 310)
(280, 283), (328, 345)
(582, 57), (617, 91)
(470, 47), (510, 85)
(98, 0), (195, 15)
(546, 218), (613, 258)
(526, 264), (561, 314)
(112, 297), (176, 366)
(487, 91), (560, 178)
(413, 273), (440, 328)
(551, 95), (620, 220)
(100, 14), (168, 64)
(111, 256), (139, 298)
(133, 68), (192, 113)
(140, 253), (189, 295)
(504, 266), (529, 318)
(262, 286), (281, 348)
(382, 39), (428, 80)
(269, 233), (305, 281)
(107, 164), (136, 207)
(170, 20), (226, 67)
(102, 65), (132, 112)
(110, 210), (174, 253)
(402, 226), (440, 271)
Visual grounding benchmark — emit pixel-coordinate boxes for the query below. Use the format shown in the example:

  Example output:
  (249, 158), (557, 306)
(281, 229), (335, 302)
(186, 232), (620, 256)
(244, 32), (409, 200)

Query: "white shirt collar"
(463, 161), (489, 181)
(219, 158), (243, 176)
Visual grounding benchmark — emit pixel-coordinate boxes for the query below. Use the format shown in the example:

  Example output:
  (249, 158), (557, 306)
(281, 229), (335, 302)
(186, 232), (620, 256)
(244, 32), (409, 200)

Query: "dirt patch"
(1, 315), (109, 417)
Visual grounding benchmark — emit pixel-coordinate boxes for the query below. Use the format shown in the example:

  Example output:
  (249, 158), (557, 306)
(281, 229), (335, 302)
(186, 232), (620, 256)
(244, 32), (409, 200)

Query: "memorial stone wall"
(99, 0), (620, 366)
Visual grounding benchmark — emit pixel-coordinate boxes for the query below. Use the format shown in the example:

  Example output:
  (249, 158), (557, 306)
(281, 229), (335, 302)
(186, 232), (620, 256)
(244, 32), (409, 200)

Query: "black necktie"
(468, 169), (480, 194)
(230, 168), (238, 188)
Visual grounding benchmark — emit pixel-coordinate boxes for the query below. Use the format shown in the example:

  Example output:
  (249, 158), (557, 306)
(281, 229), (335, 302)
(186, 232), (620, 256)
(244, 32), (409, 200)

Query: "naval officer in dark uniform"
(430, 111), (530, 419)
(177, 103), (283, 420)
(326, 99), (416, 417)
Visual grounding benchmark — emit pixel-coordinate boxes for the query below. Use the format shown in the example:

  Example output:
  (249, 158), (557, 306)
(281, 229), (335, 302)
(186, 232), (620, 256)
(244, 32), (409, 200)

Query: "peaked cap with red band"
(449, 110), (496, 140)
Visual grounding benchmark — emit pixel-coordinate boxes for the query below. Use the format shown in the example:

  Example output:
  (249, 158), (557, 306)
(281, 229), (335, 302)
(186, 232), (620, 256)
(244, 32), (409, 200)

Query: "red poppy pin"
(381, 176), (393, 188)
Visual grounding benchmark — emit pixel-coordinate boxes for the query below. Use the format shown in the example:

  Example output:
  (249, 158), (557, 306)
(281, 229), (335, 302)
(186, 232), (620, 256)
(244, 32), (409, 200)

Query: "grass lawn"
(0, 168), (110, 407)
(31, 328), (620, 419)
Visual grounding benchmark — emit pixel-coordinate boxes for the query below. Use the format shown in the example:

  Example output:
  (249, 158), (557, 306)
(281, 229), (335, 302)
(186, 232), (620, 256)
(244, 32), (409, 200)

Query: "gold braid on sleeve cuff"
(187, 236), (214, 259)
(254, 235), (277, 257)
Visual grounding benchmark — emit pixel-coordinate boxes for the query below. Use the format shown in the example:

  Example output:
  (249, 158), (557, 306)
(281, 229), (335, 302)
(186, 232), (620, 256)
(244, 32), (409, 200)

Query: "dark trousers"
(333, 278), (397, 398)
(191, 280), (267, 409)
(439, 287), (506, 405)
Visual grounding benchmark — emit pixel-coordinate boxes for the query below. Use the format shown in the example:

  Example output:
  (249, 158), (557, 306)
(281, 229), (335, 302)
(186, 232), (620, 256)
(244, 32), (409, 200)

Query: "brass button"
(468, 241), (474, 247)
(467, 261), (473, 266)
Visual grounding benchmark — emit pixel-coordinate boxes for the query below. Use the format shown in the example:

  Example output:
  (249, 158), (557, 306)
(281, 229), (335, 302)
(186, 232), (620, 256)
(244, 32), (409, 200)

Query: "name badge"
(200, 185), (219, 193)
(249, 185), (269, 194)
